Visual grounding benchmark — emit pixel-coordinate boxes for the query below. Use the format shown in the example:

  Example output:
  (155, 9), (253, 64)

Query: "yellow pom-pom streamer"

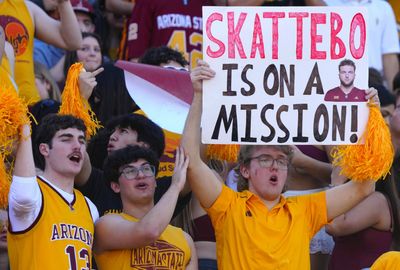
(0, 156), (11, 209)
(0, 86), (30, 156)
(59, 63), (101, 138)
(0, 86), (30, 208)
(206, 144), (240, 163)
(332, 103), (394, 181)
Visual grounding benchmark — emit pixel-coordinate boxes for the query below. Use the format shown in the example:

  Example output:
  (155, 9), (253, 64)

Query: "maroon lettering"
(51, 224), (60, 240)
(79, 228), (86, 243)
(72, 225), (79, 240)
(86, 230), (92, 246)
(60, 223), (68, 239)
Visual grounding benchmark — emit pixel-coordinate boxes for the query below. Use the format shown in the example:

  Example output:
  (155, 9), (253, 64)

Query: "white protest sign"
(202, 6), (369, 145)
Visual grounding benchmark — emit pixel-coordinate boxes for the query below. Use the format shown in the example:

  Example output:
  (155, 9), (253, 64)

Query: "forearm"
(181, 92), (202, 166)
(383, 53), (400, 91)
(58, 1), (82, 50)
(325, 214), (345, 236)
(106, 0), (134, 15)
(326, 180), (374, 220)
(137, 185), (181, 239)
(14, 125), (35, 177)
(50, 55), (66, 83)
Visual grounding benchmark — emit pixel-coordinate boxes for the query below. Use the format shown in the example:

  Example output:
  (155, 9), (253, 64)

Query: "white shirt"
(8, 175), (99, 232)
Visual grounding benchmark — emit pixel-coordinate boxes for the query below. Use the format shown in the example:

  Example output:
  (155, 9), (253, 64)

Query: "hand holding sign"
(365, 87), (380, 108)
(190, 60), (216, 94)
(202, 6), (371, 145)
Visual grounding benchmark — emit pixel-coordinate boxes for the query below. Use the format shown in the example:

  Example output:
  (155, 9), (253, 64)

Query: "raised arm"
(181, 60), (223, 209)
(27, 0), (82, 50)
(8, 124), (43, 231)
(94, 147), (189, 252)
(13, 124), (36, 177)
(326, 87), (380, 220)
(326, 191), (390, 236)
(326, 180), (375, 221)
(105, 0), (134, 15)
(74, 67), (104, 186)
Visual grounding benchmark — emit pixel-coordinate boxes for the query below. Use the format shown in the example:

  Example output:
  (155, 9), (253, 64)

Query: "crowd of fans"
(1, 0), (400, 269)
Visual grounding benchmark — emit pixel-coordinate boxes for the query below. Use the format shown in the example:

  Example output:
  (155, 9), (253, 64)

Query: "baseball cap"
(70, 0), (94, 16)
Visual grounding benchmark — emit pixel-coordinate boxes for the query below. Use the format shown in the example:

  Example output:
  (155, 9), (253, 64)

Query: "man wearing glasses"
(182, 60), (378, 270)
(94, 145), (198, 270)
(324, 59), (367, 102)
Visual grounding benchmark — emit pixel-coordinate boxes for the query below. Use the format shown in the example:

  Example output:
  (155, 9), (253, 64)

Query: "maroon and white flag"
(116, 61), (193, 134)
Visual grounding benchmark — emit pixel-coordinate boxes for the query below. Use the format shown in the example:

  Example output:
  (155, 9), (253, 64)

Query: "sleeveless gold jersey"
(95, 213), (191, 270)
(0, 0), (40, 103)
(8, 177), (95, 270)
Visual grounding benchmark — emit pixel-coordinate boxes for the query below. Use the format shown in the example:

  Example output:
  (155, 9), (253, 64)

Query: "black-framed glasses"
(119, 164), (156, 180)
(246, 154), (289, 170)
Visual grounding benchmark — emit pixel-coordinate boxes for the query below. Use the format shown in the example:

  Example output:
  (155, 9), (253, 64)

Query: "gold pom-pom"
(0, 86), (30, 209)
(206, 144), (239, 163)
(59, 63), (101, 138)
(0, 156), (11, 209)
(332, 103), (394, 181)
(0, 86), (30, 156)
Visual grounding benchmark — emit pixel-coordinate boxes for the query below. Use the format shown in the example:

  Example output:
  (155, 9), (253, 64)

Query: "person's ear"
(240, 164), (250, 179)
(39, 143), (50, 157)
(110, 181), (121, 193)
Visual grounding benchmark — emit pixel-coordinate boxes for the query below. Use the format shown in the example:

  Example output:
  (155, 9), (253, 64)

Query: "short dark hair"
(106, 114), (165, 158)
(139, 46), (189, 67)
(104, 145), (159, 184)
(29, 99), (61, 142)
(33, 114), (86, 170)
(338, 59), (356, 71)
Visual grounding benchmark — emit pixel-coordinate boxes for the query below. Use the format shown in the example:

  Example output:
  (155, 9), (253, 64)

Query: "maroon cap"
(70, 0), (94, 15)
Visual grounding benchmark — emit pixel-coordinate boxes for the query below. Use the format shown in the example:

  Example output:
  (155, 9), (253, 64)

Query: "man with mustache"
(8, 115), (99, 269)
